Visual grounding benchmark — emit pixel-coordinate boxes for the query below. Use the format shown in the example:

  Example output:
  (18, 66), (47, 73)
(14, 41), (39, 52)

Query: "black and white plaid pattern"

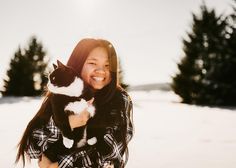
(58, 153), (74, 168)
(27, 117), (61, 159)
(27, 91), (133, 168)
(102, 133), (124, 162)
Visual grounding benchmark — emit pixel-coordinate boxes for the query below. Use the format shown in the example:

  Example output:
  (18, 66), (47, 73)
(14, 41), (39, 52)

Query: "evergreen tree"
(24, 37), (49, 94)
(171, 3), (235, 105)
(1, 36), (49, 96)
(220, 0), (236, 105)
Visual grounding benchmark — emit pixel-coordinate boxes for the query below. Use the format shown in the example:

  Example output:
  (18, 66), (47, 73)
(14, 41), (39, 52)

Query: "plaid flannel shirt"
(27, 90), (133, 168)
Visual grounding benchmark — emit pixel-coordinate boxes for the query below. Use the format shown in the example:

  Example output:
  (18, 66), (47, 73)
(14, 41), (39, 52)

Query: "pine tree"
(172, 4), (233, 105)
(1, 47), (34, 96)
(1, 36), (49, 96)
(24, 37), (49, 94)
(219, 0), (236, 105)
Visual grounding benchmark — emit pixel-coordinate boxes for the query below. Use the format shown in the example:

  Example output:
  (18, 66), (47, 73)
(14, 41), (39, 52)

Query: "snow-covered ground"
(1, 91), (236, 168)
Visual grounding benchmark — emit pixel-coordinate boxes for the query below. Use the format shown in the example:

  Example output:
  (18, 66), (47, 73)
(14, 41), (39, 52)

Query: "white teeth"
(92, 77), (104, 81)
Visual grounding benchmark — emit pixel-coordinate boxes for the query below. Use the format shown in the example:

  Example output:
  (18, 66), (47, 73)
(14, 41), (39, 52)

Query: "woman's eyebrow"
(87, 58), (109, 64)
(87, 58), (97, 61)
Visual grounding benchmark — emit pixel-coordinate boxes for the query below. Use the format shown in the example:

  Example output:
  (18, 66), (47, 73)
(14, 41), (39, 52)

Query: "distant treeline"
(129, 83), (171, 92)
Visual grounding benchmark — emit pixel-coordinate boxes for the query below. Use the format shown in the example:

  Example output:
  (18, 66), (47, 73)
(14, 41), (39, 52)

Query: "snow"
(1, 91), (236, 168)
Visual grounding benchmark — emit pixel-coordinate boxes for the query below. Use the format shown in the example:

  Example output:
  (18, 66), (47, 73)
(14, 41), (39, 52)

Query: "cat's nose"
(49, 76), (55, 84)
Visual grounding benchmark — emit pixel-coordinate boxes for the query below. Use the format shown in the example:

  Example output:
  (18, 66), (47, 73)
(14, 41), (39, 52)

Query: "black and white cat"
(47, 60), (97, 149)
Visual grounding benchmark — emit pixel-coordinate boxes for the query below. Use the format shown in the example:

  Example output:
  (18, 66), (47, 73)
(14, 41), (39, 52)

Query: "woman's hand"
(38, 154), (58, 168)
(103, 162), (114, 168)
(48, 162), (59, 168)
(69, 109), (90, 129)
(69, 98), (94, 129)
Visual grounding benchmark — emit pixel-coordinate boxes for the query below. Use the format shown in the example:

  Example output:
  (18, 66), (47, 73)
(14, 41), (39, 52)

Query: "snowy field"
(1, 90), (236, 168)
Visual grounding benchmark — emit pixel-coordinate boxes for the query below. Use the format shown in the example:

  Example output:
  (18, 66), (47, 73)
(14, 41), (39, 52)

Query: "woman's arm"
(35, 111), (90, 168)
(38, 154), (58, 168)
(98, 92), (134, 166)
(36, 99), (94, 167)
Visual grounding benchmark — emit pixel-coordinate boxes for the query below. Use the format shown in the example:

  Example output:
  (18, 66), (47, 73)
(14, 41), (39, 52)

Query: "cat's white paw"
(65, 99), (87, 114)
(87, 137), (97, 145)
(63, 136), (74, 148)
(87, 105), (95, 117)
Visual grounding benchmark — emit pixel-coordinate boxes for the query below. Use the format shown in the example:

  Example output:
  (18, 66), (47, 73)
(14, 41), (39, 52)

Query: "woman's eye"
(88, 62), (96, 65)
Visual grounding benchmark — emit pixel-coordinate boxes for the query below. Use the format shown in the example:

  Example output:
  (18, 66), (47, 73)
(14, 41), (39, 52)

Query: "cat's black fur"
(44, 60), (96, 162)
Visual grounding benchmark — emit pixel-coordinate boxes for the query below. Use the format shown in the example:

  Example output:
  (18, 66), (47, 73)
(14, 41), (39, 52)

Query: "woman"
(16, 38), (134, 168)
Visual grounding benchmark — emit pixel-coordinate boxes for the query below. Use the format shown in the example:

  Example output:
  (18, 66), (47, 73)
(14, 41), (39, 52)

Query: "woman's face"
(81, 47), (112, 90)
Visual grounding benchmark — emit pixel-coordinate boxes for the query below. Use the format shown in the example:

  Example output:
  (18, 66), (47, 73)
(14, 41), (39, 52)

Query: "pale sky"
(0, 0), (232, 87)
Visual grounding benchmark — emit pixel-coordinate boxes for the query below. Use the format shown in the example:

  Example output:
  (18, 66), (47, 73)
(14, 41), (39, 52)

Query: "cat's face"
(47, 60), (93, 98)
(49, 61), (78, 87)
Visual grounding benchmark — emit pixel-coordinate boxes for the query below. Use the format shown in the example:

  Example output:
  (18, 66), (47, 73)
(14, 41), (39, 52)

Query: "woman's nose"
(95, 68), (106, 74)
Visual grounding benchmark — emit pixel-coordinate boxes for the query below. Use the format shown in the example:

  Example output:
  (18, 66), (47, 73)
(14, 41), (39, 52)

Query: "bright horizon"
(0, 0), (232, 88)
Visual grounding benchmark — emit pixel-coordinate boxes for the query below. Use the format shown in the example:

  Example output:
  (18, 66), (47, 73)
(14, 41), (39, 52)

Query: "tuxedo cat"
(47, 60), (97, 150)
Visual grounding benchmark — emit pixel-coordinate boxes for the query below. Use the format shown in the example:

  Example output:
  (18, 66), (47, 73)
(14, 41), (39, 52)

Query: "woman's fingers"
(38, 154), (52, 168)
(86, 97), (95, 117)
(87, 97), (94, 105)
(69, 97), (95, 129)
(48, 162), (59, 168)
(80, 110), (90, 120)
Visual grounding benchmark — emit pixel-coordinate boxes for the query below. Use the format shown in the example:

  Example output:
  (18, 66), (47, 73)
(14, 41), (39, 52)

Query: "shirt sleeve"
(98, 92), (134, 166)
(26, 117), (61, 159)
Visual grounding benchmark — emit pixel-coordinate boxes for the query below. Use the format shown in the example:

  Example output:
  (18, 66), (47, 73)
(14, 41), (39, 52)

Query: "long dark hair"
(15, 92), (53, 166)
(16, 38), (130, 166)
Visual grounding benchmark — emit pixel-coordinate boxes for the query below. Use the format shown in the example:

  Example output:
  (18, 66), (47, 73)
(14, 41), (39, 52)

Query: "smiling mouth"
(92, 77), (105, 82)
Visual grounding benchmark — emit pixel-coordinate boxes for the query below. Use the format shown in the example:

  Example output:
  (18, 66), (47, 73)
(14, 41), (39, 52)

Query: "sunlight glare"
(74, 0), (101, 15)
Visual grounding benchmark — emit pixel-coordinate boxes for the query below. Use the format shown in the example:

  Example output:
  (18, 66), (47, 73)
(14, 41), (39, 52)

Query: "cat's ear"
(57, 60), (65, 68)
(53, 63), (57, 70)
